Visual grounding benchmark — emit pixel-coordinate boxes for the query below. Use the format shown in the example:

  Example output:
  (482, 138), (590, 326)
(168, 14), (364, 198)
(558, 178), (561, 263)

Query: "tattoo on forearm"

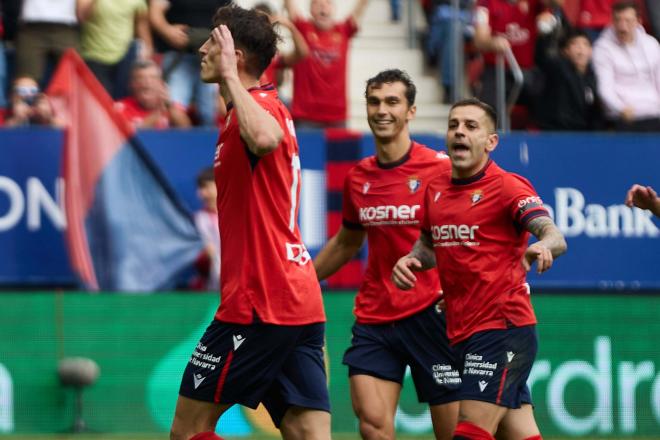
(526, 216), (568, 257)
(410, 231), (436, 270)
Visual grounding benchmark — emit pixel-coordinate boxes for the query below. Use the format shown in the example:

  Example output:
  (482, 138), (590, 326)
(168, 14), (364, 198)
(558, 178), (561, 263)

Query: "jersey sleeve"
(341, 18), (359, 39)
(502, 174), (550, 228)
(251, 92), (286, 130)
(341, 170), (363, 230)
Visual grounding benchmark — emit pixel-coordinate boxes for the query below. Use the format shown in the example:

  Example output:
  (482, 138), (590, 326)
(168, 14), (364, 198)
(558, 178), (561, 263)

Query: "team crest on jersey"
(408, 176), (421, 193)
(362, 182), (371, 194)
(471, 190), (483, 205)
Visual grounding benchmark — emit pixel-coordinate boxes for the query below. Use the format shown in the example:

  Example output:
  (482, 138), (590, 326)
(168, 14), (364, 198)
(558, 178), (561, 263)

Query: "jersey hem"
(449, 320), (537, 345)
(354, 295), (439, 325)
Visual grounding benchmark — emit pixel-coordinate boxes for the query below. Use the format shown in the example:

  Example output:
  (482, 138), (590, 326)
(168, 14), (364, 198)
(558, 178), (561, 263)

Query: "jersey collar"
(451, 159), (493, 185)
(376, 142), (414, 169)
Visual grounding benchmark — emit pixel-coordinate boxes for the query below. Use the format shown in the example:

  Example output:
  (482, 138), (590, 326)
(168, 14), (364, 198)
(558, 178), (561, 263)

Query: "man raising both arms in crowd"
(314, 69), (461, 440)
(170, 5), (329, 440)
(393, 98), (567, 440)
(284, 0), (369, 128)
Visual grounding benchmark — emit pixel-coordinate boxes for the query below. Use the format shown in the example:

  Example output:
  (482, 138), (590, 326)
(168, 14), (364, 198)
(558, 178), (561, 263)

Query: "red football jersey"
(290, 18), (358, 123)
(115, 97), (175, 129)
(213, 85), (325, 325)
(259, 54), (283, 88)
(577, 0), (615, 29)
(343, 143), (451, 323)
(475, 0), (544, 69)
(422, 160), (549, 344)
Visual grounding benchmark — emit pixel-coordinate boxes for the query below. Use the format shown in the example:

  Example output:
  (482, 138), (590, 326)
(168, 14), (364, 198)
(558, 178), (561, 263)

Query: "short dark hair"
(196, 167), (215, 187)
(365, 69), (417, 106)
(253, 2), (273, 16)
(612, 0), (639, 16)
(450, 98), (498, 131)
(559, 28), (591, 50)
(212, 5), (279, 78)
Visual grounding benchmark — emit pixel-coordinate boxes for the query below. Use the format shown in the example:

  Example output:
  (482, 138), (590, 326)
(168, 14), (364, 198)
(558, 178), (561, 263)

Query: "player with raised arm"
(170, 6), (329, 440)
(314, 69), (461, 440)
(392, 98), (567, 440)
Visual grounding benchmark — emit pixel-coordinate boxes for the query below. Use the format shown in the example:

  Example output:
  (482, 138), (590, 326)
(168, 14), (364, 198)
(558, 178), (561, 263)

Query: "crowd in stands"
(0, 0), (658, 131)
(422, 0), (660, 130)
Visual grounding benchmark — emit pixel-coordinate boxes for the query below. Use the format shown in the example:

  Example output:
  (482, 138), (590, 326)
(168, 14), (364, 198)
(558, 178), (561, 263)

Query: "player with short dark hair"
(393, 98), (567, 440)
(170, 5), (329, 440)
(314, 69), (461, 440)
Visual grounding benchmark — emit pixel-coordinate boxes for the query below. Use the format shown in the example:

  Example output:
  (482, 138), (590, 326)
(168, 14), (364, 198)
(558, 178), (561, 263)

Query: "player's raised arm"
(392, 230), (435, 290)
(212, 25), (283, 156)
(283, 0), (304, 22)
(351, 0), (370, 26)
(522, 216), (567, 274)
(314, 226), (366, 280)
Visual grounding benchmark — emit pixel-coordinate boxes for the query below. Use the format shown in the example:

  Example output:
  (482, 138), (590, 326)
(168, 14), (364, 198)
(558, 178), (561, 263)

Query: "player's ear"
(235, 48), (246, 69)
(407, 104), (416, 121)
(486, 132), (498, 153)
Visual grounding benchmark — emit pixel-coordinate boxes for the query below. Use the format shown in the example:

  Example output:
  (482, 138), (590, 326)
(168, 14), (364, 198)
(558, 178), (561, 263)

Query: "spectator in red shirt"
(473, 0), (566, 125)
(115, 59), (191, 129)
(254, 2), (309, 90)
(284, 0), (369, 128)
(577, 0), (616, 41)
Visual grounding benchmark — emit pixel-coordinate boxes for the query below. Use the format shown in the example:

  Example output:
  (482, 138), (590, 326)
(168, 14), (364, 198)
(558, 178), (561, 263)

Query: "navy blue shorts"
(178, 320), (329, 427)
(454, 325), (537, 408)
(343, 303), (461, 405)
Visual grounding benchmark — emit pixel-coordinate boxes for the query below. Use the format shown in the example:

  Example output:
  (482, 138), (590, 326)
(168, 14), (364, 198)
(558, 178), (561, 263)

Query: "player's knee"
(169, 427), (187, 440)
(281, 408), (331, 440)
(357, 412), (394, 440)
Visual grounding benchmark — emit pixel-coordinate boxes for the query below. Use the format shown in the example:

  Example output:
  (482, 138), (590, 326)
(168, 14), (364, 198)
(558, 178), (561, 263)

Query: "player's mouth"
(373, 119), (394, 126)
(450, 142), (469, 152)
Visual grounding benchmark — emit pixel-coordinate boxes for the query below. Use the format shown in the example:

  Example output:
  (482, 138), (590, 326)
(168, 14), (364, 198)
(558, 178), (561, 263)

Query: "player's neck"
(220, 73), (261, 108)
(375, 135), (411, 165)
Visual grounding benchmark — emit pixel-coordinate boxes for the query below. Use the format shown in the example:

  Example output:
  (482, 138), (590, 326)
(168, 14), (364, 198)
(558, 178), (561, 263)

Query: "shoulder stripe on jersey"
(520, 209), (550, 227)
(343, 219), (364, 230)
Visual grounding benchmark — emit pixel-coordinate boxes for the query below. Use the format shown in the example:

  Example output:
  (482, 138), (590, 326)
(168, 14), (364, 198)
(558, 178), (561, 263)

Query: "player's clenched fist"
(522, 243), (553, 274)
(392, 256), (422, 290)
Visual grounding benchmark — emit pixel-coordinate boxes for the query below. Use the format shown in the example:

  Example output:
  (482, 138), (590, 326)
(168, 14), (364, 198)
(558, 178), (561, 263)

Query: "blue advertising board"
(0, 128), (657, 289)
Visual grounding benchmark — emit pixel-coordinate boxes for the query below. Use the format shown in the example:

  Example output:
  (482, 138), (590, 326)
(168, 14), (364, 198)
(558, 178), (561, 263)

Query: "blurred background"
(0, 0), (658, 438)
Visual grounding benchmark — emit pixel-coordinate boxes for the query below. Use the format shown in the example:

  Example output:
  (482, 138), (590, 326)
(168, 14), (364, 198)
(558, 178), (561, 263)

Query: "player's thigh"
(459, 399), (509, 435)
(261, 323), (331, 429)
(350, 374), (402, 425)
(403, 305), (461, 405)
(343, 320), (407, 385)
(430, 401), (459, 440)
(496, 404), (540, 440)
(170, 394), (229, 440)
(280, 406), (331, 440)
(455, 326), (538, 409)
